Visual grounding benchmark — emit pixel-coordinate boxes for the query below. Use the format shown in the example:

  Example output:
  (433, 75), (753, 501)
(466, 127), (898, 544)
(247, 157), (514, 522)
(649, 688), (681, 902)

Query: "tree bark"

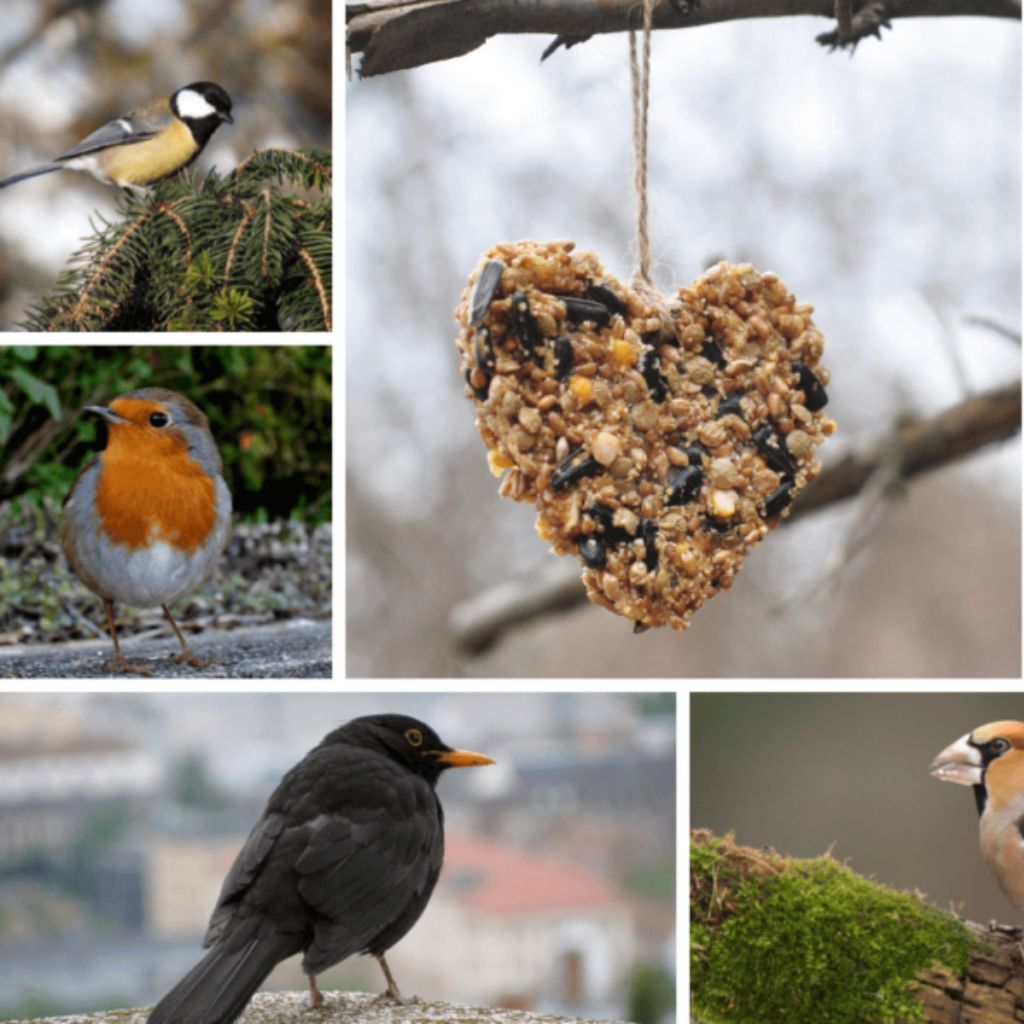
(347, 0), (1021, 78)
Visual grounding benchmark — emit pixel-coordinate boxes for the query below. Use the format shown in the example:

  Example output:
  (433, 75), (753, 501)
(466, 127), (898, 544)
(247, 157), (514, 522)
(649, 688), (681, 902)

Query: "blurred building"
(0, 705), (159, 864)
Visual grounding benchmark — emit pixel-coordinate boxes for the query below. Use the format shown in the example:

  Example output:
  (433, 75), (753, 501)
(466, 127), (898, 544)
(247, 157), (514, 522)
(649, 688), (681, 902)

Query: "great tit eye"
(991, 738), (1011, 754)
(149, 412), (169, 428)
(404, 728), (423, 747)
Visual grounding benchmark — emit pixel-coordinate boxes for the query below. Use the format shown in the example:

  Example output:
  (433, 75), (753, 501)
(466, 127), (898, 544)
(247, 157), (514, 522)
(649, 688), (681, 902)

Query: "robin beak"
(930, 733), (983, 787)
(84, 405), (129, 425)
(433, 748), (494, 768)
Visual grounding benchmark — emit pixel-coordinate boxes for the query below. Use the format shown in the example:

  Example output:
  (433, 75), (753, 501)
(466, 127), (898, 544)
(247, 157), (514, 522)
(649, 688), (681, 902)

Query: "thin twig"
(450, 379), (1021, 653)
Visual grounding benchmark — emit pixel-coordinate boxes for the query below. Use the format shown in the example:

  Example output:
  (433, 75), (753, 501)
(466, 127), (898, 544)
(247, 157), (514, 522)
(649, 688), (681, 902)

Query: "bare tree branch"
(450, 379), (1021, 654)
(347, 0), (1020, 78)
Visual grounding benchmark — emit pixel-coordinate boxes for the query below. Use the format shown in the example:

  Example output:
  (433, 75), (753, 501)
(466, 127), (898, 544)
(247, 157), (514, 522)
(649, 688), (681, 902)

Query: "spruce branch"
(20, 146), (332, 332)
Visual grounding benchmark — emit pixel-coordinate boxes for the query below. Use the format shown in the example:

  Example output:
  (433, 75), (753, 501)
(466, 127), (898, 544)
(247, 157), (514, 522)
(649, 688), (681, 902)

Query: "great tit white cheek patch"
(455, 239), (836, 632)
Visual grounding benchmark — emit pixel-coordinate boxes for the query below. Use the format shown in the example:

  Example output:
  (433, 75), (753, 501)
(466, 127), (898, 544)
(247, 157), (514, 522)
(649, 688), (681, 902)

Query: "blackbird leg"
(103, 599), (153, 676)
(162, 604), (212, 668)
(307, 973), (324, 1010)
(372, 953), (417, 1005)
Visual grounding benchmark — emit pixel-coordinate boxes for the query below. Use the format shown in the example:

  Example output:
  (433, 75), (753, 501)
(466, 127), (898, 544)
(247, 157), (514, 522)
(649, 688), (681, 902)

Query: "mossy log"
(691, 829), (1024, 1024)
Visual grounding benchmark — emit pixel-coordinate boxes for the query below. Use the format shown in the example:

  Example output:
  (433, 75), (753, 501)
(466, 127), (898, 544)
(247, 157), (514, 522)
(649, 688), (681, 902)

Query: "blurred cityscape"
(0, 692), (675, 1023)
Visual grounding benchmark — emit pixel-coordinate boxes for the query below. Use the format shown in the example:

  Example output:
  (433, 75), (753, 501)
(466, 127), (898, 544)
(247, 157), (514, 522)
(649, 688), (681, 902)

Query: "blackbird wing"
(292, 757), (444, 973)
(203, 811), (287, 947)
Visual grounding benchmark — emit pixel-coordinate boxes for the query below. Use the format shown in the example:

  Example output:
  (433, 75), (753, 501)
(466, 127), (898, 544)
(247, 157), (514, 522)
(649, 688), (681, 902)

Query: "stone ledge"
(8, 991), (628, 1024)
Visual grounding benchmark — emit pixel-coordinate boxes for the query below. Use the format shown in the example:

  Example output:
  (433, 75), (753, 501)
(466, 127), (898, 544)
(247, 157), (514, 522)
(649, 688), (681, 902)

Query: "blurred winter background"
(0, 692), (675, 1023)
(0, 0), (331, 329)
(346, 16), (1020, 678)
(691, 692), (1023, 924)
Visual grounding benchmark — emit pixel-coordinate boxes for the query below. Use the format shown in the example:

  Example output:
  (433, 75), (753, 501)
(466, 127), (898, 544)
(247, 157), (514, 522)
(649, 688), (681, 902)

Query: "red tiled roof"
(442, 832), (617, 915)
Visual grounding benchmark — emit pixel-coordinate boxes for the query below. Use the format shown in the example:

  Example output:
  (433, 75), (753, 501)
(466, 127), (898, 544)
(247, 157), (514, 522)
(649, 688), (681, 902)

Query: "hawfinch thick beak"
(930, 733), (984, 787)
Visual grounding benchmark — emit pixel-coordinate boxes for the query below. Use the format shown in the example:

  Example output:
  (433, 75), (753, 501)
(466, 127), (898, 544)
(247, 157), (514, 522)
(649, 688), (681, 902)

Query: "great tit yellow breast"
(98, 117), (199, 188)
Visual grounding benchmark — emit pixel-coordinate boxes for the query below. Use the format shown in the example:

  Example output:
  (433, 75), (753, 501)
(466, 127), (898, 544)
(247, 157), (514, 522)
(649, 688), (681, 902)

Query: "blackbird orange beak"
(434, 748), (494, 768)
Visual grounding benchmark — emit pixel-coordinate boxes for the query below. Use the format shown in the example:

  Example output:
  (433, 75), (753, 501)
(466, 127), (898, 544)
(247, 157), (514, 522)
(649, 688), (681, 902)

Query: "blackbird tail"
(147, 928), (300, 1024)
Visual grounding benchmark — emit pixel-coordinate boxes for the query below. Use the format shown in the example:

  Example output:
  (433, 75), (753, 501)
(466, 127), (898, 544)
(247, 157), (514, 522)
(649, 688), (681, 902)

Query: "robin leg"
(371, 953), (417, 1005)
(307, 973), (324, 1010)
(161, 605), (212, 669)
(103, 599), (153, 676)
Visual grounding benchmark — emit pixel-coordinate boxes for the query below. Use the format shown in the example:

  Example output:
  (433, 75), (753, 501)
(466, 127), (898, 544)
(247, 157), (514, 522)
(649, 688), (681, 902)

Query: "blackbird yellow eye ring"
(405, 728), (423, 747)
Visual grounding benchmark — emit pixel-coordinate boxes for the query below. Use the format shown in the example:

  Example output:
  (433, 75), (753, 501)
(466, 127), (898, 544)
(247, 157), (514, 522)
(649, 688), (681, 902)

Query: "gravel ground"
(7, 991), (626, 1024)
(0, 500), (331, 648)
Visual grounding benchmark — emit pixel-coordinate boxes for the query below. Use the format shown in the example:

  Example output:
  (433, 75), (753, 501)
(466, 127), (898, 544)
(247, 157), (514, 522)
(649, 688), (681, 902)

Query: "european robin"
(61, 387), (231, 675)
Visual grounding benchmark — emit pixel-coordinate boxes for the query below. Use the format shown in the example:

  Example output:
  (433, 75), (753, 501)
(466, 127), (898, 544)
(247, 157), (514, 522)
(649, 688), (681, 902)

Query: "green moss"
(691, 833), (974, 1024)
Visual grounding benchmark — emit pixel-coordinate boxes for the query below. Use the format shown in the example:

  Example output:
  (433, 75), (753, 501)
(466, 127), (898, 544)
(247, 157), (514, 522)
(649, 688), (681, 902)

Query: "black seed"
(640, 518), (659, 570)
(587, 282), (628, 318)
(633, 620), (651, 634)
(473, 325), (496, 374)
(763, 479), (795, 517)
(510, 292), (542, 353)
(684, 443), (709, 467)
(551, 447), (601, 491)
(701, 516), (732, 534)
(701, 337), (725, 365)
(554, 336), (573, 381)
(468, 259), (505, 326)
(464, 367), (488, 401)
(700, 385), (719, 399)
(584, 503), (633, 546)
(753, 425), (797, 476)
(794, 361), (828, 412)
(561, 295), (612, 326)
(666, 464), (703, 506)
(644, 329), (674, 349)
(717, 394), (744, 419)
(585, 502), (615, 532)
(640, 350), (668, 402)
(579, 536), (607, 569)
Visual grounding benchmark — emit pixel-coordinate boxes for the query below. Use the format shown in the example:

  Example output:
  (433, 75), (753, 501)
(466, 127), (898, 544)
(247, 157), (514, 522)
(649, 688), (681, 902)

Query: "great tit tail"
(0, 164), (62, 189)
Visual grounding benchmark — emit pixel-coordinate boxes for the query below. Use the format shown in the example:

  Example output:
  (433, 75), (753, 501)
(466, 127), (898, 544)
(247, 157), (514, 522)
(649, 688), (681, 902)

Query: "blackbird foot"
(372, 954), (418, 1005)
(307, 974), (325, 1011)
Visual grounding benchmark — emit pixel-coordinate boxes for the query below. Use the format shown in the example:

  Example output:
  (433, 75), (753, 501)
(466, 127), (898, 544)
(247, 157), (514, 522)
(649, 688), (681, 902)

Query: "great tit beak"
(84, 405), (129, 425)
(930, 733), (984, 787)
(221, 111), (234, 124)
(433, 748), (494, 769)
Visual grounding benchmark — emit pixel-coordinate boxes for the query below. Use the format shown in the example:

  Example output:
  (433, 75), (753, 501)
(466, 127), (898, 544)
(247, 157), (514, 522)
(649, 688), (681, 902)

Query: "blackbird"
(147, 714), (494, 1024)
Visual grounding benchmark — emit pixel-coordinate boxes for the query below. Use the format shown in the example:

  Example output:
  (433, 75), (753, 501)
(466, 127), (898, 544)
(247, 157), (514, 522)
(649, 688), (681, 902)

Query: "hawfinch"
(930, 720), (1024, 914)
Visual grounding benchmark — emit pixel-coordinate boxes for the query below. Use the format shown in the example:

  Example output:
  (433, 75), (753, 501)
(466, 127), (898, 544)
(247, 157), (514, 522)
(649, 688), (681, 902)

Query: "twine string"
(629, 0), (675, 337)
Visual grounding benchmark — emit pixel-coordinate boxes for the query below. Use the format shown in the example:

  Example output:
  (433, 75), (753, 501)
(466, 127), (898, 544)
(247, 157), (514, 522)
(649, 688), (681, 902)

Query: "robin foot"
(371, 954), (418, 1005)
(163, 605), (213, 670)
(104, 654), (155, 676)
(102, 600), (154, 675)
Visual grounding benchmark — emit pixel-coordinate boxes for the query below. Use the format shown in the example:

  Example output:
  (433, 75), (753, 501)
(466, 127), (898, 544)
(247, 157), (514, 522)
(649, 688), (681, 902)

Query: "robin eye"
(404, 728), (423, 747)
(149, 412), (169, 428)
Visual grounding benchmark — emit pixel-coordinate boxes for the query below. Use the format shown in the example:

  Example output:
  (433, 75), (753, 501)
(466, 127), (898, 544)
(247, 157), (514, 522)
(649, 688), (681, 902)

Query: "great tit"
(0, 82), (233, 194)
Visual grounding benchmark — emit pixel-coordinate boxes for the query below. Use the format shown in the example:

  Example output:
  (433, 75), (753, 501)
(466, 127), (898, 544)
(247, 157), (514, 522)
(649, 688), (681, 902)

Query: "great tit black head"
(0, 82), (235, 194)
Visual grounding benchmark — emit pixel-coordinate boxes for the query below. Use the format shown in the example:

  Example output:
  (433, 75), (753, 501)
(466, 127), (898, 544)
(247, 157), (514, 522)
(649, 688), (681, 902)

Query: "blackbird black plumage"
(147, 714), (494, 1024)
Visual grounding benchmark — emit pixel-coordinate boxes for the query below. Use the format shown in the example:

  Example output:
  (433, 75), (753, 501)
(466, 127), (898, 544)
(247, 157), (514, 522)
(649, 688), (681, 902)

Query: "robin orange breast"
(61, 387), (231, 675)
